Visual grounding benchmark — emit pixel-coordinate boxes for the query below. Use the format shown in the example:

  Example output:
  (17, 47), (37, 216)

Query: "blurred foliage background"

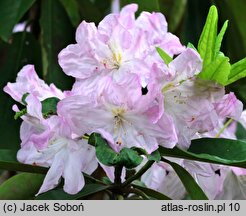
(0, 0), (245, 151)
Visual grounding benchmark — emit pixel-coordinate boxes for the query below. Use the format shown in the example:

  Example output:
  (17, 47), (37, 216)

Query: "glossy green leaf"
(41, 97), (60, 117)
(0, 173), (45, 199)
(198, 55), (231, 85)
(21, 92), (29, 105)
(130, 147), (148, 156)
(215, 20), (228, 56)
(198, 5), (218, 68)
(36, 184), (110, 200)
(89, 133), (143, 169)
(89, 133), (118, 166)
(159, 138), (246, 168)
(189, 138), (246, 163)
(226, 57), (246, 85)
(59, 0), (81, 27)
(162, 158), (208, 200)
(0, 0), (35, 42)
(40, 0), (74, 90)
(132, 183), (172, 200)
(156, 47), (172, 65)
(116, 148), (143, 169)
(0, 32), (42, 150)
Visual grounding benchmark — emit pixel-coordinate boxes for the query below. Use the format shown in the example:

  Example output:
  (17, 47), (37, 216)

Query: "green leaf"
(40, 0), (74, 90)
(198, 5), (218, 68)
(147, 149), (161, 162)
(41, 97), (60, 117)
(226, 57), (246, 85)
(0, 173), (45, 199)
(198, 55), (231, 85)
(159, 138), (246, 168)
(21, 93), (30, 105)
(189, 138), (246, 163)
(130, 147), (148, 156)
(116, 148), (143, 169)
(156, 47), (173, 65)
(36, 184), (110, 200)
(215, 20), (228, 56)
(162, 158), (208, 200)
(89, 133), (118, 166)
(0, 0), (35, 42)
(59, 0), (81, 27)
(132, 182), (172, 200)
(89, 133), (143, 169)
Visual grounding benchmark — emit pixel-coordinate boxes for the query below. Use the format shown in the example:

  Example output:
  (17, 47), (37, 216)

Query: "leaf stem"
(122, 160), (154, 187)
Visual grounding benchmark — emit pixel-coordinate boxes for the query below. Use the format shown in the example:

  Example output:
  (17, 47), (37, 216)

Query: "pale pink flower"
(17, 113), (98, 195)
(212, 110), (246, 199)
(196, 111), (246, 199)
(18, 125), (97, 195)
(4, 65), (66, 102)
(239, 110), (246, 129)
(141, 159), (227, 199)
(215, 170), (246, 199)
(183, 161), (228, 199)
(214, 92), (243, 120)
(136, 11), (185, 57)
(155, 47), (242, 148)
(59, 4), (149, 94)
(141, 160), (186, 199)
(58, 88), (178, 154)
(154, 48), (219, 148)
(58, 4), (186, 98)
(4, 66), (98, 195)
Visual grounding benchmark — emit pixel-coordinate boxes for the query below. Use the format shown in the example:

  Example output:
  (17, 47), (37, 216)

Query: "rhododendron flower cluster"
(142, 111), (246, 199)
(3, 4), (245, 199)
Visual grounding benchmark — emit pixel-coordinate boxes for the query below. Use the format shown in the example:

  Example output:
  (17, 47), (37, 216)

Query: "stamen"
(215, 118), (233, 138)
(116, 138), (122, 146)
(102, 43), (122, 70)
